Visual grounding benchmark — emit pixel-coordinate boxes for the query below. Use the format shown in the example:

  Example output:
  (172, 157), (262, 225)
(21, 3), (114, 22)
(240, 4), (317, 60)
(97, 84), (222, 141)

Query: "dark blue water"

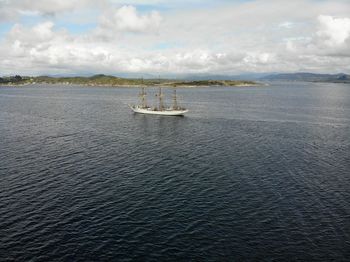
(1, 82), (349, 261)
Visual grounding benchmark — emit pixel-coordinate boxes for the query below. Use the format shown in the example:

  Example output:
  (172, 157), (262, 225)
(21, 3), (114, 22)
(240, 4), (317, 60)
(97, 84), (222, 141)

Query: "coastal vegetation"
(0, 74), (258, 87)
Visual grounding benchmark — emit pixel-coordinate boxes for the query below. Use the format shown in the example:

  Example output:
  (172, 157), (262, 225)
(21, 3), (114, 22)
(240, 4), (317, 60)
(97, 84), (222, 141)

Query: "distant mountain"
(174, 72), (273, 81)
(261, 73), (350, 83)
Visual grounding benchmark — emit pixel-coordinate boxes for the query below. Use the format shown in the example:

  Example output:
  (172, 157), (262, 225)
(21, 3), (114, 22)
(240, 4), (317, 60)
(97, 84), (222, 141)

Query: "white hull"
(130, 106), (188, 116)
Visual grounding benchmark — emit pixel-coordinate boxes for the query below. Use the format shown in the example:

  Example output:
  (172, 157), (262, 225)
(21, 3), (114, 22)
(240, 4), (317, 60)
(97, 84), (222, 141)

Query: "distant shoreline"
(0, 75), (261, 88)
(0, 83), (263, 88)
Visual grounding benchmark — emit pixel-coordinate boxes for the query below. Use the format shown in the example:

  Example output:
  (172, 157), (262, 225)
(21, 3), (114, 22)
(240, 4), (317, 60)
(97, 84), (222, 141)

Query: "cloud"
(6, 22), (65, 48)
(99, 5), (162, 33)
(316, 15), (350, 46)
(285, 15), (350, 58)
(0, 0), (100, 21)
(279, 22), (294, 29)
(243, 52), (275, 64)
(1, 0), (350, 75)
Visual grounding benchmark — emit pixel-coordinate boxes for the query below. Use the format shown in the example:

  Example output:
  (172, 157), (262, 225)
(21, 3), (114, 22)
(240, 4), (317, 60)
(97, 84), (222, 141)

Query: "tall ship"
(130, 87), (188, 116)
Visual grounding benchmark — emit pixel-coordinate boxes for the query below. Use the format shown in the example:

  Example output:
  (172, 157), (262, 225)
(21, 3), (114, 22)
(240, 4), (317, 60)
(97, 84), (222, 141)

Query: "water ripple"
(1, 84), (349, 261)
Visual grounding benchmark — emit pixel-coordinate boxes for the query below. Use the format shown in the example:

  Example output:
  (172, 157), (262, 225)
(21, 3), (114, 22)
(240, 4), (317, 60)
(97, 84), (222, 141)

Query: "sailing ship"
(130, 86), (188, 116)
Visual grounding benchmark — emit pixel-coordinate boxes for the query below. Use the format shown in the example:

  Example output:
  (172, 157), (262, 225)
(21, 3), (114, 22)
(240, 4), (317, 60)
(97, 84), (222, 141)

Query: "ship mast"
(139, 78), (147, 108)
(156, 75), (164, 111)
(172, 89), (178, 109)
(158, 87), (164, 111)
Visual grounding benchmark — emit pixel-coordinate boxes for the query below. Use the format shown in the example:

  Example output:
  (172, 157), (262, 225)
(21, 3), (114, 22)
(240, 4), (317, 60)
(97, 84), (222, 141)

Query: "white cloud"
(6, 22), (66, 48)
(316, 15), (350, 46)
(243, 52), (275, 64)
(285, 14), (350, 58)
(279, 22), (294, 29)
(0, 0), (101, 21)
(1, 0), (350, 75)
(99, 5), (162, 33)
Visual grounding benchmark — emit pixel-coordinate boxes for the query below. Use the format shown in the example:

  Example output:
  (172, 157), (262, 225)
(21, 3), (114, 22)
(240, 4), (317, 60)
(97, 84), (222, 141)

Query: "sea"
(0, 82), (349, 261)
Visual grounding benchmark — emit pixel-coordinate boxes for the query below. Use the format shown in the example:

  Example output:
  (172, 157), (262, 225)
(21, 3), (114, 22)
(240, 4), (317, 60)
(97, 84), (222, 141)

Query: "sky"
(0, 0), (350, 76)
